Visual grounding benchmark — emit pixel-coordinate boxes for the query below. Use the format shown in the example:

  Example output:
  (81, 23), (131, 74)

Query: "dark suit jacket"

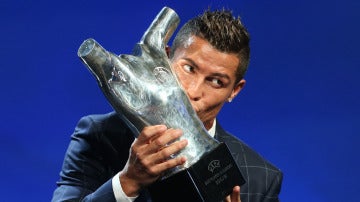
(52, 112), (282, 202)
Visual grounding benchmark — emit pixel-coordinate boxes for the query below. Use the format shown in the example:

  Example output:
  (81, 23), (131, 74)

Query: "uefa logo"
(153, 66), (171, 84)
(208, 160), (221, 173)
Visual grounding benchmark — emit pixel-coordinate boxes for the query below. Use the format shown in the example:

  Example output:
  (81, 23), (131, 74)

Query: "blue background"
(1, 0), (359, 201)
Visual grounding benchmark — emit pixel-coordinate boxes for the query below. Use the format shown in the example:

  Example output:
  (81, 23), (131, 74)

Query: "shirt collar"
(207, 119), (216, 138)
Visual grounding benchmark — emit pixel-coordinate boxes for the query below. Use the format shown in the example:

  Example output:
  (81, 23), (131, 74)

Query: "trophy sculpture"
(78, 7), (245, 202)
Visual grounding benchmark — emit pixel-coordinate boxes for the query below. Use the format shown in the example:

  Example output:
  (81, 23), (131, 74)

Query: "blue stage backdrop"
(1, 0), (359, 201)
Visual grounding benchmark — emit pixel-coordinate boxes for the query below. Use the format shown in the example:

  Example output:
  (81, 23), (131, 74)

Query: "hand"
(224, 186), (241, 202)
(120, 125), (188, 196)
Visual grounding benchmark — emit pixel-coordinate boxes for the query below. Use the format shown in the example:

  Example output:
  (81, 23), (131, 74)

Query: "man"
(52, 9), (282, 202)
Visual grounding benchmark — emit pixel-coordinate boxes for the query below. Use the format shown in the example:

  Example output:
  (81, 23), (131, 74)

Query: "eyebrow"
(183, 58), (199, 69)
(183, 58), (231, 81)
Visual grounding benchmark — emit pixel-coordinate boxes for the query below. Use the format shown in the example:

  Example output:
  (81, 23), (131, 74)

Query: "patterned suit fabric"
(52, 112), (282, 201)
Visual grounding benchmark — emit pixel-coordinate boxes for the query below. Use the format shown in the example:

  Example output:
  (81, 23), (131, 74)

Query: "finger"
(144, 138), (188, 174)
(133, 136), (188, 174)
(155, 138), (188, 161)
(152, 154), (187, 175)
(148, 128), (183, 152)
(143, 136), (187, 165)
(223, 186), (241, 202)
(231, 186), (241, 202)
(137, 125), (167, 143)
(129, 125), (168, 164)
(224, 195), (230, 202)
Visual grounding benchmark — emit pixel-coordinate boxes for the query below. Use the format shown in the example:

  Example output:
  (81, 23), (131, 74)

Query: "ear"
(229, 79), (246, 101)
(165, 45), (171, 58)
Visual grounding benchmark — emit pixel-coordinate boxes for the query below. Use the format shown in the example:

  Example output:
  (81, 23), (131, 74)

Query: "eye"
(209, 78), (224, 88)
(183, 64), (194, 73)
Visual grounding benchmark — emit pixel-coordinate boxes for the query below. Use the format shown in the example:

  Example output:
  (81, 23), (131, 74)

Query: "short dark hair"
(170, 9), (250, 83)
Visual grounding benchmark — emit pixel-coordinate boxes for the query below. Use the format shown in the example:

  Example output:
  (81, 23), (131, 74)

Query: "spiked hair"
(171, 9), (250, 82)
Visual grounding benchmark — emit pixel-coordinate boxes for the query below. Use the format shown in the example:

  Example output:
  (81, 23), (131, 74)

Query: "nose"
(185, 78), (203, 101)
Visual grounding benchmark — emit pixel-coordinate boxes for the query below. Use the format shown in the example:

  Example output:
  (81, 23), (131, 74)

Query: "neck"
(204, 119), (215, 131)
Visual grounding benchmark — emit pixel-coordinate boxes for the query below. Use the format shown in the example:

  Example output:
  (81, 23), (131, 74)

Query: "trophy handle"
(139, 7), (180, 53)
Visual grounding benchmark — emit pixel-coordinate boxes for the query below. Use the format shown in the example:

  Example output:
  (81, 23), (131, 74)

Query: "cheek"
(179, 76), (192, 92)
(173, 66), (189, 89)
(206, 90), (230, 105)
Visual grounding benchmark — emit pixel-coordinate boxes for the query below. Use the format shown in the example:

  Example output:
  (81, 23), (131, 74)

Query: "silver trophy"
(78, 7), (244, 202)
(78, 7), (218, 171)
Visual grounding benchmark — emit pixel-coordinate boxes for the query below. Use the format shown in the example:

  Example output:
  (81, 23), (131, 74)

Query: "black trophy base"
(148, 143), (245, 202)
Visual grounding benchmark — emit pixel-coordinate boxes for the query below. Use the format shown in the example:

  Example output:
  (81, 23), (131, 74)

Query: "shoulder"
(215, 123), (281, 173)
(53, 112), (134, 200)
(70, 111), (135, 170)
(73, 112), (135, 143)
(75, 111), (128, 134)
(215, 124), (283, 198)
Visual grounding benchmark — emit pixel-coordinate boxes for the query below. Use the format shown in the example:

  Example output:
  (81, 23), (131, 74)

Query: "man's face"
(170, 36), (245, 130)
